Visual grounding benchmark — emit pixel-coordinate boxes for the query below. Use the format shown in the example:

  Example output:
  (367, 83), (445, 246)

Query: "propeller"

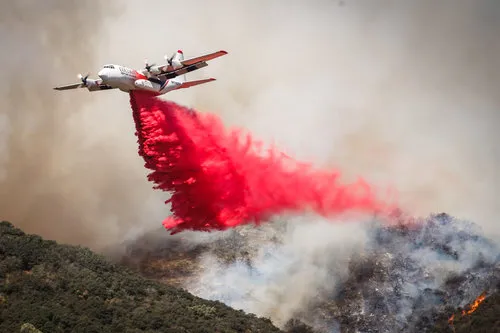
(144, 58), (156, 72)
(165, 50), (183, 68)
(164, 54), (174, 67)
(77, 73), (89, 86)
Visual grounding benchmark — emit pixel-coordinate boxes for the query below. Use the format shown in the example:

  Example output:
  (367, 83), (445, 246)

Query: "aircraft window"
(103, 65), (114, 69)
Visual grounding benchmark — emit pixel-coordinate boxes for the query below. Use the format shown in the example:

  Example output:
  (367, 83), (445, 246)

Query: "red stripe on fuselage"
(134, 71), (147, 80)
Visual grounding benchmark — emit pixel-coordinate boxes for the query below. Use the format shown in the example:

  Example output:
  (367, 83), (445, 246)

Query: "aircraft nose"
(98, 69), (107, 79)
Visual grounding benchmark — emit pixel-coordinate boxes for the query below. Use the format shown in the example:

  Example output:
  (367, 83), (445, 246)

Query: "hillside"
(0, 221), (286, 333)
(2, 218), (498, 333)
(432, 290), (500, 333)
(120, 214), (500, 332)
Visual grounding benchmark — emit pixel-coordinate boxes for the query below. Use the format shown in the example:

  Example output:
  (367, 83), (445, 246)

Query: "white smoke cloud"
(2, 1), (497, 243)
(98, 0), (500, 329)
(180, 215), (499, 330)
(188, 216), (370, 326)
(104, 0), (500, 236)
(0, 1), (167, 249)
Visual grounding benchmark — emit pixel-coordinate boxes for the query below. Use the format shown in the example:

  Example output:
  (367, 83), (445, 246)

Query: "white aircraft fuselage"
(97, 64), (181, 95)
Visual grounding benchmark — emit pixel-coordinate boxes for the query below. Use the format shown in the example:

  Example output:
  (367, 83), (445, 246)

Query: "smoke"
(2, 0), (497, 244)
(0, 1), (166, 250)
(1, 0), (499, 330)
(115, 0), (500, 330)
(186, 217), (372, 327)
(186, 214), (500, 331)
(112, 0), (500, 235)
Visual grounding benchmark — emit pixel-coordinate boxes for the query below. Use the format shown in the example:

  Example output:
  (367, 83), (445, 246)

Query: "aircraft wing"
(53, 80), (115, 92)
(180, 50), (228, 66)
(53, 82), (83, 91)
(159, 61), (208, 79)
(156, 50), (227, 79)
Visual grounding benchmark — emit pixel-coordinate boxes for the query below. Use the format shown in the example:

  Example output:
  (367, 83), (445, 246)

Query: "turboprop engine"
(165, 50), (184, 69)
(143, 50), (184, 76)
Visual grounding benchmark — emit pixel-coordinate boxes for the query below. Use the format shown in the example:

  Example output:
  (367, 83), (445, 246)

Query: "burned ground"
(121, 213), (500, 332)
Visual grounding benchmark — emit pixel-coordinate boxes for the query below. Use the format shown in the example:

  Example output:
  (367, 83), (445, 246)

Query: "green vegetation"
(2, 220), (497, 332)
(0, 221), (283, 333)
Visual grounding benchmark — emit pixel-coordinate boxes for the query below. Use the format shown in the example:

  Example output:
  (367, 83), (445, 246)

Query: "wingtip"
(220, 50), (228, 55)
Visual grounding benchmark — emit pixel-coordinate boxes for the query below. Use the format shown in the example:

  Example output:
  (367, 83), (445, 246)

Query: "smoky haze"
(111, 0), (500, 236)
(1, 0), (499, 330)
(112, 0), (500, 329)
(0, 1), (166, 250)
(1, 1), (497, 248)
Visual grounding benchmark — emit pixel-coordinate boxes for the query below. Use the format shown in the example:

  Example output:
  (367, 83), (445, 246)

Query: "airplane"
(53, 49), (227, 96)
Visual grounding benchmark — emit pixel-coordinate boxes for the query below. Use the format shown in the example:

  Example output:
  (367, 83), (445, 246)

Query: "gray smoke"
(187, 216), (371, 327)
(180, 214), (499, 331)
(0, 1), (166, 250)
(2, 1), (499, 331)
(110, 0), (500, 236)
(113, 0), (500, 330)
(2, 0), (497, 244)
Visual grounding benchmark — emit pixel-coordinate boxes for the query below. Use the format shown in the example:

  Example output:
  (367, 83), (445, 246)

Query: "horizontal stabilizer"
(176, 78), (216, 89)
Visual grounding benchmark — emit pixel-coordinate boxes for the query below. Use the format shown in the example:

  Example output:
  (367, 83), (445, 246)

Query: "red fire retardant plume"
(129, 91), (395, 234)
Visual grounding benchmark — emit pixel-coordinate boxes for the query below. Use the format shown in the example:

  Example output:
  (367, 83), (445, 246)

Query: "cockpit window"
(103, 65), (114, 69)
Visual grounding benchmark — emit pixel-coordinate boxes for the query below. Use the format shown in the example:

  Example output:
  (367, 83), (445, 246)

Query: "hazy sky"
(0, 0), (498, 250)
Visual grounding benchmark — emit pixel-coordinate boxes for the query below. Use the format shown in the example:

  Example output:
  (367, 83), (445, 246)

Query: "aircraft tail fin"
(173, 50), (186, 82)
(173, 50), (184, 62)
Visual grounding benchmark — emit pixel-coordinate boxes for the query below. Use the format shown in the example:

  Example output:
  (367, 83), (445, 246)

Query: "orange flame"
(461, 291), (486, 316)
(448, 291), (487, 327)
